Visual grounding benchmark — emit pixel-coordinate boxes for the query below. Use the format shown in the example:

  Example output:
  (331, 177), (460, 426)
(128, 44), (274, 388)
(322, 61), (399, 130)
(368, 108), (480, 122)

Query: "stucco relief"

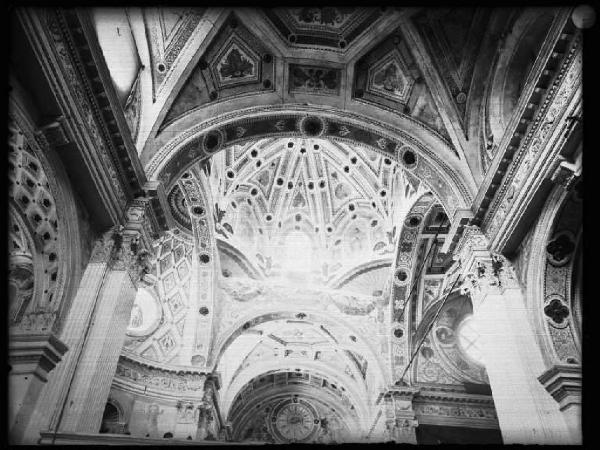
(115, 357), (207, 393)
(485, 45), (581, 239)
(44, 11), (128, 208)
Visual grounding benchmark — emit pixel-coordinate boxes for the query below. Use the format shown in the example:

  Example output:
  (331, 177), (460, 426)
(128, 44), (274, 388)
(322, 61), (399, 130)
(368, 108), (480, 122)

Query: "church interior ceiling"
(117, 134), (489, 443)
(18, 5), (577, 443)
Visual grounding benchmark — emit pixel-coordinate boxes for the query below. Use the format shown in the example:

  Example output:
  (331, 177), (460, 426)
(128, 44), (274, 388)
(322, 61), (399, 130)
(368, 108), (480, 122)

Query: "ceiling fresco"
(143, 7), (207, 100)
(353, 29), (453, 143)
(262, 7), (385, 51)
(411, 8), (492, 128)
(161, 13), (276, 128)
(200, 137), (426, 285)
(89, 7), (539, 439)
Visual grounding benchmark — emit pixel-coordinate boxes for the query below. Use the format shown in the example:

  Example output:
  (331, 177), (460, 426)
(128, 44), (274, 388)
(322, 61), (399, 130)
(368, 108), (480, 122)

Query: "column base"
(9, 333), (68, 443)
(539, 364), (582, 444)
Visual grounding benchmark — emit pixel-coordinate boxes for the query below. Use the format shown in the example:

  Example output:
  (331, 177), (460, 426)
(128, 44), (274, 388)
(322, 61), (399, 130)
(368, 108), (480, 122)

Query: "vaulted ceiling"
(92, 6), (531, 190)
(86, 7), (568, 440)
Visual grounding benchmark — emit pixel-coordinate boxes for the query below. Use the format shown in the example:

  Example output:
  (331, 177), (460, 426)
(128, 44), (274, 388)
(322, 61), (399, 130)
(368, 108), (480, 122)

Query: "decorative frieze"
(483, 38), (582, 243)
(114, 357), (210, 395)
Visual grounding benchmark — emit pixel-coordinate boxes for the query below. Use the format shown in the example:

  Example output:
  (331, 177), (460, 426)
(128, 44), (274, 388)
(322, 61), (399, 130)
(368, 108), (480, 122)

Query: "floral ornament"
(292, 67), (338, 91)
(296, 7), (354, 26)
(544, 298), (570, 324)
(546, 233), (575, 266)
(219, 48), (254, 79)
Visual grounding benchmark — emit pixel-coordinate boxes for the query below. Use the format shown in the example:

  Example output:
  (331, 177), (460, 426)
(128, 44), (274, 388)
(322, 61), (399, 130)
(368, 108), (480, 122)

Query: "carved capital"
(451, 226), (520, 300)
(109, 230), (141, 277)
(460, 253), (520, 301)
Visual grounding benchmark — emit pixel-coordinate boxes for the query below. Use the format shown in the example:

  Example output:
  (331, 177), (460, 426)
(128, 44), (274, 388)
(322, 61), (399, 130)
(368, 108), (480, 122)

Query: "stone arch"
(8, 95), (85, 336)
(526, 182), (582, 367)
(223, 360), (370, 429)
(414, 291), (488, 385)
(329, 259), (392, 291)
(388, 192), (446, 383)
(8, 204), (43, 324)
(486, 9), (559, 147)
(210, 309), (389, 393)
(147, 105), (475, 221)
(99, 399), (125, 434)
(228, 370), (362, 443)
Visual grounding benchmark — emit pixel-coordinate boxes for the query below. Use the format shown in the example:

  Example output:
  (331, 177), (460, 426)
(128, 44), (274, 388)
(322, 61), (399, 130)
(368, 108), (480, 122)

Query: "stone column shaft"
(456, 226), (575, 444)
(10, 241), (112, 444)
(59, 268), (136, 433)
(474, 288), (573, 444)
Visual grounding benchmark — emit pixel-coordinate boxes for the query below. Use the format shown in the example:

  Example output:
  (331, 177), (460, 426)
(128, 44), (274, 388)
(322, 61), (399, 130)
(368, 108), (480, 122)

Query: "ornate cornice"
(113, 355), (219, 398)
(412, 388), (498, 429)
(474, 19), (581, 247)
(146, 104), (473, 209)
(20, 9), (170, 234)
(9, 333), (68, 382)
(538, 364), (582, 411)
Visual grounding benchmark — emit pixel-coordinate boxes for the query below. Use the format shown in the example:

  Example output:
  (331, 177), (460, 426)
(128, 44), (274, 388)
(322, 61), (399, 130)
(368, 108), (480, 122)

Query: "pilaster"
(56, 199), (153, 434)
(8, 333), (68, 443)
(452, 225), (576, 444)
(379, 386), (419, 444)
(9, 233), (115, 444)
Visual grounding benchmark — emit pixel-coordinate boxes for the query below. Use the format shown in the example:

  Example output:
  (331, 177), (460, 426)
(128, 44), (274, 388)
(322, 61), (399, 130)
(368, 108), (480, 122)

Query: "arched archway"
(210, 309), (389, 387)
(526, 181), (582, 367)
(146, 105), (475, 220)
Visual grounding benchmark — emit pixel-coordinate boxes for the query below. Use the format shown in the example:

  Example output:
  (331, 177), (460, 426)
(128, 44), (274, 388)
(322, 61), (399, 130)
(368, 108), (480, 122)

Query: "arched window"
(99, 402), (127, 434)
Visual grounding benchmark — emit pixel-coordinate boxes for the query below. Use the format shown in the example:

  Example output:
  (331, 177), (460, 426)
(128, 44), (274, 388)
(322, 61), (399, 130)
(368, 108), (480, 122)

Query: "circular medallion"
(299, 116), (326, 137)
(270, 399), (318, 443)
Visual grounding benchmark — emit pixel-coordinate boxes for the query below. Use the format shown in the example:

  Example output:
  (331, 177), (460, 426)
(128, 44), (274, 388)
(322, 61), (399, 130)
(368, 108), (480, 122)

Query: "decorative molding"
(262, 8), (385, 53)
(146, 104), (472, 215)
(476, 22), (581, 249)
(38, 431), (245, 445)
(9, 333), (68, 382)
(538, 364), (582, 411)
(113, 356), (217, 397)
(289, 64), (341, 96)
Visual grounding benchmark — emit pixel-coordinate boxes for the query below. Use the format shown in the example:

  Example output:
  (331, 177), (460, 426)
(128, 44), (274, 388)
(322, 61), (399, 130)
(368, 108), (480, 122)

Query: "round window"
(457, 315), (484, 365)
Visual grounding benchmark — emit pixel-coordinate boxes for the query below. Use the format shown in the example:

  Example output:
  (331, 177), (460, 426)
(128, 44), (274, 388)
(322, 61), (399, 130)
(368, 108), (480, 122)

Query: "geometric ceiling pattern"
(144, 7), (207, 100)
(354, 29), (453, 143)
(89, 7), (555, 439)
(412, 8), (491, 128)
(201, 138), (428, 285)
(161, 13), (276, 129)
(263, 7), (385, 51)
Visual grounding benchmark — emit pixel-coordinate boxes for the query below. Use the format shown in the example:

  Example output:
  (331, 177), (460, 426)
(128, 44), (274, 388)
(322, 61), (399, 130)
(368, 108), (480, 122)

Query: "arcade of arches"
(8, 6), (585, 445)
